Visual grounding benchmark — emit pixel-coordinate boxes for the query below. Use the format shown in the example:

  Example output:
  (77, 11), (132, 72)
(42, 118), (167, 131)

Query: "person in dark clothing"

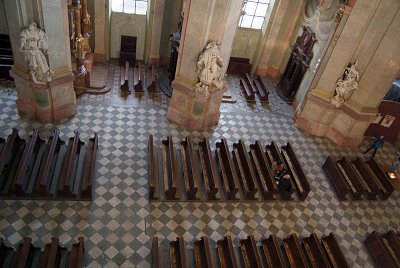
(362, 135), (384, 157)
(275, 173), (292, 192)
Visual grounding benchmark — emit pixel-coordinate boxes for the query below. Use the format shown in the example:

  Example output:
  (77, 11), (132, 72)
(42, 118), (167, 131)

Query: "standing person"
(391, 149), (400, 172)
(362, 135), (385, 157)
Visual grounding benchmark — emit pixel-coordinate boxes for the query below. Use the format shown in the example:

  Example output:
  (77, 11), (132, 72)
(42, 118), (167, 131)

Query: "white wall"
(0, 0), (8, 34)
(110, 12), (147, 60)
(231, 28), (261, 64)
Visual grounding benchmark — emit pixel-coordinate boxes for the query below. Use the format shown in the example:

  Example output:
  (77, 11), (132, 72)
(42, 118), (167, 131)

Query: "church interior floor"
(0, 62), (399, 267)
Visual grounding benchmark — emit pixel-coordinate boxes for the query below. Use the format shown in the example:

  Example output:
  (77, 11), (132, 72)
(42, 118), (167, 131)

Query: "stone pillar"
(148, 0), (165, 66)
(167, 0), (244, 129)
(294, 0), (400, 146)
(94, 0), (106, 62)
(5, 0), (76, 122)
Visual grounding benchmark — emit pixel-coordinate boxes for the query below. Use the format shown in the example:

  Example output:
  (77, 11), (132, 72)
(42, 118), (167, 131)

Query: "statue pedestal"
(11, 68), (77, 122)
(167, 81), (227, 129)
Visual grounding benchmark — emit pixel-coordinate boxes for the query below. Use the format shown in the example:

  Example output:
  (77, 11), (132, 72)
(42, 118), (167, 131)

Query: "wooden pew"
(162, 136), (177, 200)
(302, 233), (330, 268)
(364, 231), (399, 268)
(0, 238), (14, 267)
(152, 237), (160, 268)
(11, 129), (44, 196)
(281, 143), (310, 200)
(35, 130), (64, 197)
(217, 235), (238, 268)
(194, 236), (214, 268)
(240, 235), (262, 268)
(180, 137), (199, 200)
(321, 233), (350, 268)
(69, 237), (85, 268)
(382, 230), (400, 264)
(148, 135), (159, 200)
(198, 138), (219, 200)
(170, 237), (187, 268)
(249, 140), (276, 199)
(232, 139), (258, 200)
(240, 73), (255, 100)
(147, 64), (157, 91)
(120, 61), (130, 91)
(134, 62), (143, 92)
(58, 132), (84, 198)
(322, 156), (352, 201)
(13, 237), (41, 268)
(215, 138), (239, 200)
(366, 158), (394, 199)
(337, 157), (367, 200)
(253, 75), (269, 102)
(81, 133), (98, 200)
(281, 233), (309, 268)
(265, 141), (284, 164)
(0, 128), (25, 196)
(261, 234), (286, 268)
(352, 157), (381, 199)
(40, 237), (61, 268)
(0, 137), (4, 153)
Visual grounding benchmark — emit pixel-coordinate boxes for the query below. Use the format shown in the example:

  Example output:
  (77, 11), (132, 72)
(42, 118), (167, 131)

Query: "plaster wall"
(231, 28), (261, 64)
(0, 0), (8, 34)
(110, 12), (147, 60)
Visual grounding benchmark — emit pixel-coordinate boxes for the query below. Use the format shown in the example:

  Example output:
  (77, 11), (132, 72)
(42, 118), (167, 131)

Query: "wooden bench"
(147, 64), (157, 91)
(120, 61), (130, 91)
(69, 237), (85, 268)
(253, 75), (269, 102)
(194, 236), (214, 268)
(0, 34), (13, 80)
(240, 235), (262, 268)
(337, 157), (367, 200)
(148, 135), (159, 200)
(81, 133), (98, 200)
(382, 230), (400, 264)
(0, 238), (14, 267)
(261, 234), (286, 268)
(240, 73), (255, 100)
(0, 128), (25, 196)
(11, 129), (44, 196)
(321, 233), (350, 268)
(249, 140), (276, 199)
(13, 237), (40, 267)
(217, 235), (238, 268)
(40, 237), (63, 267)
(281, 143), (310, 200)
(198, 138), (219, 200)
(366, 158), (394, 199)
(227, 57), (252, 75)
(302, 233), (330, 268)
(364, 231), (399, 268)
(162, 136), (177, 200)
(232, 139), (259, 200)
(352, 157), (381, 199)
(152, 237), (160, 268)
(180, 137), (199, 200)
(170, 237), (187, 268)
(265, 141), (284, 164)
(322, 156), (352, 200)
(281, 233), (309, 268)
(134, 62), (143, 92)
(215, 138), (239, 200)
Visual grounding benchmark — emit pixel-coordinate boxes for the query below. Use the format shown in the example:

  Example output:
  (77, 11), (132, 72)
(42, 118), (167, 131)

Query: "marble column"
(294, 0), (400, 146)
(167, 0), (244, 129)
(148, 0), (165, 66)
(6, 0), (77, 122)
(94, 0), (106, 62)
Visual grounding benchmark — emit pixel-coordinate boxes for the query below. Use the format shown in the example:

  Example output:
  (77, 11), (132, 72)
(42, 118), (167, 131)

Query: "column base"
(11, 68), (77, 122)
(167, 80), (227, 130)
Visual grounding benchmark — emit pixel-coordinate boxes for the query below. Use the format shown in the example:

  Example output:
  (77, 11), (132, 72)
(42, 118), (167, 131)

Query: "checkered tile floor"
(0, 71), (399, 267)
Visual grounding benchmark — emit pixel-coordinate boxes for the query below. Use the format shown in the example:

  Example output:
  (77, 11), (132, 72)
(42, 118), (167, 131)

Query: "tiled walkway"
(0, 64), (399, 267)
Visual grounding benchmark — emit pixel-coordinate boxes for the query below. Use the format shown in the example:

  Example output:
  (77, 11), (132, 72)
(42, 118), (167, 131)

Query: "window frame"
(112, 0), (148, 15)
(238, 0), (270, 30)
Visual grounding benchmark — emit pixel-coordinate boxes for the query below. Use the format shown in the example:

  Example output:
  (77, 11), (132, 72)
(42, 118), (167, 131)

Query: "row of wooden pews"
(0, 34), (13, 80)
(148, 135), (310, 201)
(0, 236), (85, 267)
(0, 128), (98, 200)
(120, 61), (157, 92)
(152, 233), (349, 268)
(240, 74), (270, 102)
(322, 156), (394, 201)
(364, 230), (400, 268)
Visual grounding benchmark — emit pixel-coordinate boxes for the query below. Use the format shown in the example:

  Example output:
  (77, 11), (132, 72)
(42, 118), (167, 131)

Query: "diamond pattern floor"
(0, 71), (399, 267)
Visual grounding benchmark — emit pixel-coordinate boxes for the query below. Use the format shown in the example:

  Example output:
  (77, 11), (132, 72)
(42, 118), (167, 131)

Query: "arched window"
(239, 0), (270, 29)
(112, 0), (148, 15)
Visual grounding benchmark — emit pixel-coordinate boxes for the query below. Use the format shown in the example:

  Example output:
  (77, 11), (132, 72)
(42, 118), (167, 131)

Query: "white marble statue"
(331, 60), (359, 107)
(20, 22), (54, 84)
(195, 41), (225, 96)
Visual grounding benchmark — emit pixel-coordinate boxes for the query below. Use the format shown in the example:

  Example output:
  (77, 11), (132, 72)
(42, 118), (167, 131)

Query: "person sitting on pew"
(271, 161), (285, 179)
(275, 173), (292, 192)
